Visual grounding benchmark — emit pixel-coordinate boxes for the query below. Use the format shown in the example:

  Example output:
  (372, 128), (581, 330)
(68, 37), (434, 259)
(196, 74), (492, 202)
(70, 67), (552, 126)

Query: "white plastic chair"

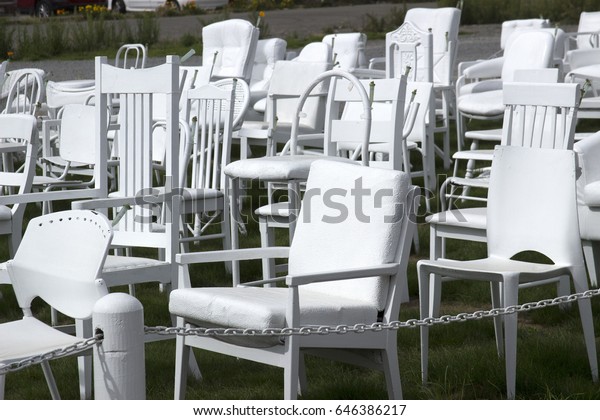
(0, 114), (38, 257)
(418, 146), (598, 399)
(202, 19), (259, 83)
(0, 210), (112, 400)
(171, 159), (419, 400)
(428, 82), (580, 316)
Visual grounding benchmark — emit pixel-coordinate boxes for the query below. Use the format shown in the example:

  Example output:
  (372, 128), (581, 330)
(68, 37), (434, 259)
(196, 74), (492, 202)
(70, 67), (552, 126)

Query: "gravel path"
(6, 3), (575, 81)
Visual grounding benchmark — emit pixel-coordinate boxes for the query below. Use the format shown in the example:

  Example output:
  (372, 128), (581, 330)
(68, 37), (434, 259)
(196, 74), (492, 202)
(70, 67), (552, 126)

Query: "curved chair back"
(501, 31), (555, 82)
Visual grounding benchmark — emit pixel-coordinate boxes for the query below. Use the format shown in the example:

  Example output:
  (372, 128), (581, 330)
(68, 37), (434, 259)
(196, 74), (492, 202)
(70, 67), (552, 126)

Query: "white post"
(93, 292), (145, 400)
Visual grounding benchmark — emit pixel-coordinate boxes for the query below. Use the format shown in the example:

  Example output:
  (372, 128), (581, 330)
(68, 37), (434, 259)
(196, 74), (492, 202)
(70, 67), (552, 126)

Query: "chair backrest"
(288, 160), (415, 312)
(322, 32), (368, 70)
(404, 7), (461, 85)
(501, 30), (555, 82)
(181, 82), (236, 193)
(292, 42), (332, 63)
(250, 38), (287, 92)
(575, 11), (600, 49)
(45, 80), (95, 118)
(58, 104), (97, 166)
(501, 82), (579, 150)
(266, 60), (331, 131)
(500, 18), (550, 50)
(202, 19), (259, 82)
(332, 76), (407, 169)
(211, 77), (250, 132)
(4, 69), (45, 115)
(385, 21), (433, 82)
(0, 114), (38, 218)
(115, 43), (147, 69)
(487, 147), (582, 266)
(7, 210), (113, 320)
(95, 56), (180, 252)
(404, 81), (434, 147)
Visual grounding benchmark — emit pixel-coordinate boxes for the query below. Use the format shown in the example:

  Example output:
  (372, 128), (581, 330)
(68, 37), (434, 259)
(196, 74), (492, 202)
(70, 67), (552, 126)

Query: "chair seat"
(103, 255), (170, 273)
(419, 256), (571, 283)
(224, 155), (355, 181)
(153, 186), (223, 201)
(169, 286), (378, 347)
(427, 207), (487, 230)
(253, 97), (267, 113)
(255, 201), (291, 218)
(457, 89), (504, 117)
(0, 317), (83, 363)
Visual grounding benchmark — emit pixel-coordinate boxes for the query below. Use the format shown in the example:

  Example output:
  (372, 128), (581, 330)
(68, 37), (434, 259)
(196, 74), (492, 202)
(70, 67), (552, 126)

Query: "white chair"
(3, 69), (45, 116)
(428, 81), (580, 316)
(176, 82), (236, 251)
(202, 19), (259, 83)
(0, 210), (112, 400)
(418, 146), (598, 399)
(564, 11), (600, 72)
(234, 59), (331, 159)
(171, 159), (419, 400)
(574, 132), (600, 288)
(0, 114), (38, 257)
(322, 32), (367, 71)
(456, 30), (555, 151)
(404, 7), (461, 168)
(115, 43), (147, 69)
(249, 38), (287, 110)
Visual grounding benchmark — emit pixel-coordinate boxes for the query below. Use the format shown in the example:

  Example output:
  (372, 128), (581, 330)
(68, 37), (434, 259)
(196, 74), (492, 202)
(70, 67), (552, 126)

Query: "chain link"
(146, 288), (600, 338)
(0, 333), (103, 375)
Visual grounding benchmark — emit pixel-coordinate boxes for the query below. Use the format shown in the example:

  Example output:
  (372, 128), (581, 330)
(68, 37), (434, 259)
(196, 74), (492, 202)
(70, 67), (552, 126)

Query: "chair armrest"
(72, 196), (142, 210)
(567, 49), (600, 71)
(352, 68), (386, 79)
(368, 56), (385, 69)
(285, 262), (401, 287)
(462, 57), (504, 80)
(176, 247), (290, 265)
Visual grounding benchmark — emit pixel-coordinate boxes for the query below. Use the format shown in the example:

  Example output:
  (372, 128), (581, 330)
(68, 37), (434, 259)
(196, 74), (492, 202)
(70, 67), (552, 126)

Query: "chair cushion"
(255, 201), (291, 218)
(426, 207), (487, 230)
(224, 155), (355, 181)
(458, 89), (504, 117)
(169, 286), (378, 348)
(458, 79), (503, 96)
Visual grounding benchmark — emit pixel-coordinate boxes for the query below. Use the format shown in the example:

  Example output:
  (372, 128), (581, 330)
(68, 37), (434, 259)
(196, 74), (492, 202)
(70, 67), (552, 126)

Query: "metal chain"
(145, 288), (600, 338)
(0, 333), (103, 375)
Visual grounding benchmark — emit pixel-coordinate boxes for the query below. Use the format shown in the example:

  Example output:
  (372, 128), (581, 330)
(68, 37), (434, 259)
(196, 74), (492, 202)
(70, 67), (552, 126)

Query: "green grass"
(2, 113), (600, 401)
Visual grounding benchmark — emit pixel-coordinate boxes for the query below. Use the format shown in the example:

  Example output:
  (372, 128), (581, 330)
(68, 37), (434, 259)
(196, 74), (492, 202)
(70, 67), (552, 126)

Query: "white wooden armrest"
(241, 276), (287, 287)
(462, 57), (503, 80)
(72, 195), (143, 210)
(176, 247), (290, 265)
(285, 262), (400, 287)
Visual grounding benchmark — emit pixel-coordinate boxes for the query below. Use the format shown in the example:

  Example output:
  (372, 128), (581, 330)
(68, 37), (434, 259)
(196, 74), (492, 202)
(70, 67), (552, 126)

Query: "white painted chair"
(115, 43), (147, 69)
(249, 38), (287, 110)
(0, 114), (38, 257)
(3, 69), (45, 116)
(202, 19), (259, 83)
(171, 159), (418, 400)
(0, 210), (112, 400)
(418, 146), (598, 399)
(428, 82), (580, 316)
(564, 11), (600, 72)
(234, 59), (331, 159)
(456, 30), (555, 151)
(574, 132), (600, 288)
(176, 82), (236, 251)
(322, 32), (367, 71)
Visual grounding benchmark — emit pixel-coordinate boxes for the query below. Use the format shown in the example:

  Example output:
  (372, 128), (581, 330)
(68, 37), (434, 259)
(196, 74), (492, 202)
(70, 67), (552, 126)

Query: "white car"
(108, 0), (227, 13)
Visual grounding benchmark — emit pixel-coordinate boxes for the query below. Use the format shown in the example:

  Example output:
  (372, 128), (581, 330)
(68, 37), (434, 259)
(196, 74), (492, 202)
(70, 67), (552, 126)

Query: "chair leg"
(556, 275), (572, 311)
(174, 331), (191, 400)
(429, 226), (443, 317)
(418, 264), (431, 384)
(298, 352), (308, 397)
(0, 374), (5, 399)
(382, 335), (403, 399)
(502, 275), (520, 400)
(76, 318), (93, 400)
(283, 336), (300, 400)
(582, 240), (600, 288)
(222, 203), (233, 275)
(259, 216), (276, 281)
(490, 281), (503, 358)
(571, 266), (599, 383)
(41, 360), (61, 400)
